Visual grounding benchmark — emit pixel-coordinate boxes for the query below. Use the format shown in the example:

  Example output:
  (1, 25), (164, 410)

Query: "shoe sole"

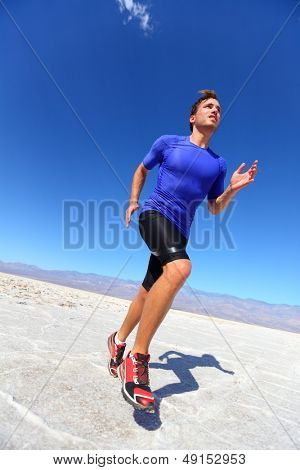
(117, 365), (155, 413)
(121, 388), (155, 413)
(107, 336), (118, 378)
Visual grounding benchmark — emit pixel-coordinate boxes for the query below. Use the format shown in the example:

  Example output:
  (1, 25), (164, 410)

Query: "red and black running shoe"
(107, 331), (126, 378)
(117, 351), (155, 413)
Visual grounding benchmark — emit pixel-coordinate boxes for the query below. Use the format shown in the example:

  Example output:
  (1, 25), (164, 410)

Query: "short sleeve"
(142, 135), (166, 170)
(207, 158), (227, 200)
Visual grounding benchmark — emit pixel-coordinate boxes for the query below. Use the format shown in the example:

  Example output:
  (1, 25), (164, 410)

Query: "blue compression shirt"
(140, 135), (227, 239)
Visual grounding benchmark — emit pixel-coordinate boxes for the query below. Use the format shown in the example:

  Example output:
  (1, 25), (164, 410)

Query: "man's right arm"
(125, 135), (165, 227)
(125, 163), (149, 228)
(129, 162), (149, 204)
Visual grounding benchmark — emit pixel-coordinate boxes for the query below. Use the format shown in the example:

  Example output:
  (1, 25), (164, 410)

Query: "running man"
(107, 89), (258, 413)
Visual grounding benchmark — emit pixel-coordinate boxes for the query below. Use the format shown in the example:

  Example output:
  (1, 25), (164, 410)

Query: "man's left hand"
(230, 160), (258, 191)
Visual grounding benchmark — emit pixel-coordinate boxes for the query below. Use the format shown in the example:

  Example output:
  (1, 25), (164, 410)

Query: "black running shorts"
(138, 209), (190, 292)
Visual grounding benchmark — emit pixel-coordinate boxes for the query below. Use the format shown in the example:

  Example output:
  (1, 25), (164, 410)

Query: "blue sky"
(0, 0), (299, 305)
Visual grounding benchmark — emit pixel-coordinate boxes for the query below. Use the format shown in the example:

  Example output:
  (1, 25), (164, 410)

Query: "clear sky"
(0, 0), (299, 305)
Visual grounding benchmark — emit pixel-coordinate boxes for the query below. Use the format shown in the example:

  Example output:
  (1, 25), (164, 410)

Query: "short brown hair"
(189, 89), (219, 132)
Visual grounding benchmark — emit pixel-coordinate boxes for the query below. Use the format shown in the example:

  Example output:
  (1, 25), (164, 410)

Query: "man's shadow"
(133, 351), (234, 431)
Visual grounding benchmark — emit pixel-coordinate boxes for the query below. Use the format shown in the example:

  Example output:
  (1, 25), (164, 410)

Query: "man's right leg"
(116, 253), (163, 341)
(107, 285), (148, 378)
(107, 254), (162, 378)
(117, 284), (149, 342)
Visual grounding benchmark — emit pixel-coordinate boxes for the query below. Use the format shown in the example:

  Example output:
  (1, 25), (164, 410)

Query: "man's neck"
(189, 128), (213, 149)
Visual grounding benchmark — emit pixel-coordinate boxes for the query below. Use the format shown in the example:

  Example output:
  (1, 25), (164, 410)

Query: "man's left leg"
(131, 258), (191, 355)
(117, 256), (191, 412)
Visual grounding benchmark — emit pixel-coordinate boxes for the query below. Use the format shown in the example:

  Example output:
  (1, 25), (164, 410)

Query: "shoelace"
(132, 357), (150, 385)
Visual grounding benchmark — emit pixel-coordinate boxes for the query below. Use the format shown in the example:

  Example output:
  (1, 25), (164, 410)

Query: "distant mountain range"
(0, 260), (299, 334)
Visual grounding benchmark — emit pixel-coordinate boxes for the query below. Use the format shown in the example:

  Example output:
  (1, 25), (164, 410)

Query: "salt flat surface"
(0, 272), (299, 450)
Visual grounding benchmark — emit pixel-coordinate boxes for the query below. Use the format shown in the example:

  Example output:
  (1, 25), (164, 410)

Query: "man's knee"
(138, 285), (149, 301)
(163, 259), (192, 286)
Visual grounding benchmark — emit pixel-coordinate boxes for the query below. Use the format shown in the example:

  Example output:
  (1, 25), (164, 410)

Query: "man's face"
(190, 98), (221, 132)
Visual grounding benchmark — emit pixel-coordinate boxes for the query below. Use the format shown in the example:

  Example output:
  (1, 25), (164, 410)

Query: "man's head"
(189, 89), (221, 133)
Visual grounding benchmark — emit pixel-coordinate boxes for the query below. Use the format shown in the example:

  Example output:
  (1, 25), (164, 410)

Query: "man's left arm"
(208, 160), (258, 215)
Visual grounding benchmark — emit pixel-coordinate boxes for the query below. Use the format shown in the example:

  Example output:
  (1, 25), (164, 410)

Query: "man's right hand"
(125, 201), (140, 228)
